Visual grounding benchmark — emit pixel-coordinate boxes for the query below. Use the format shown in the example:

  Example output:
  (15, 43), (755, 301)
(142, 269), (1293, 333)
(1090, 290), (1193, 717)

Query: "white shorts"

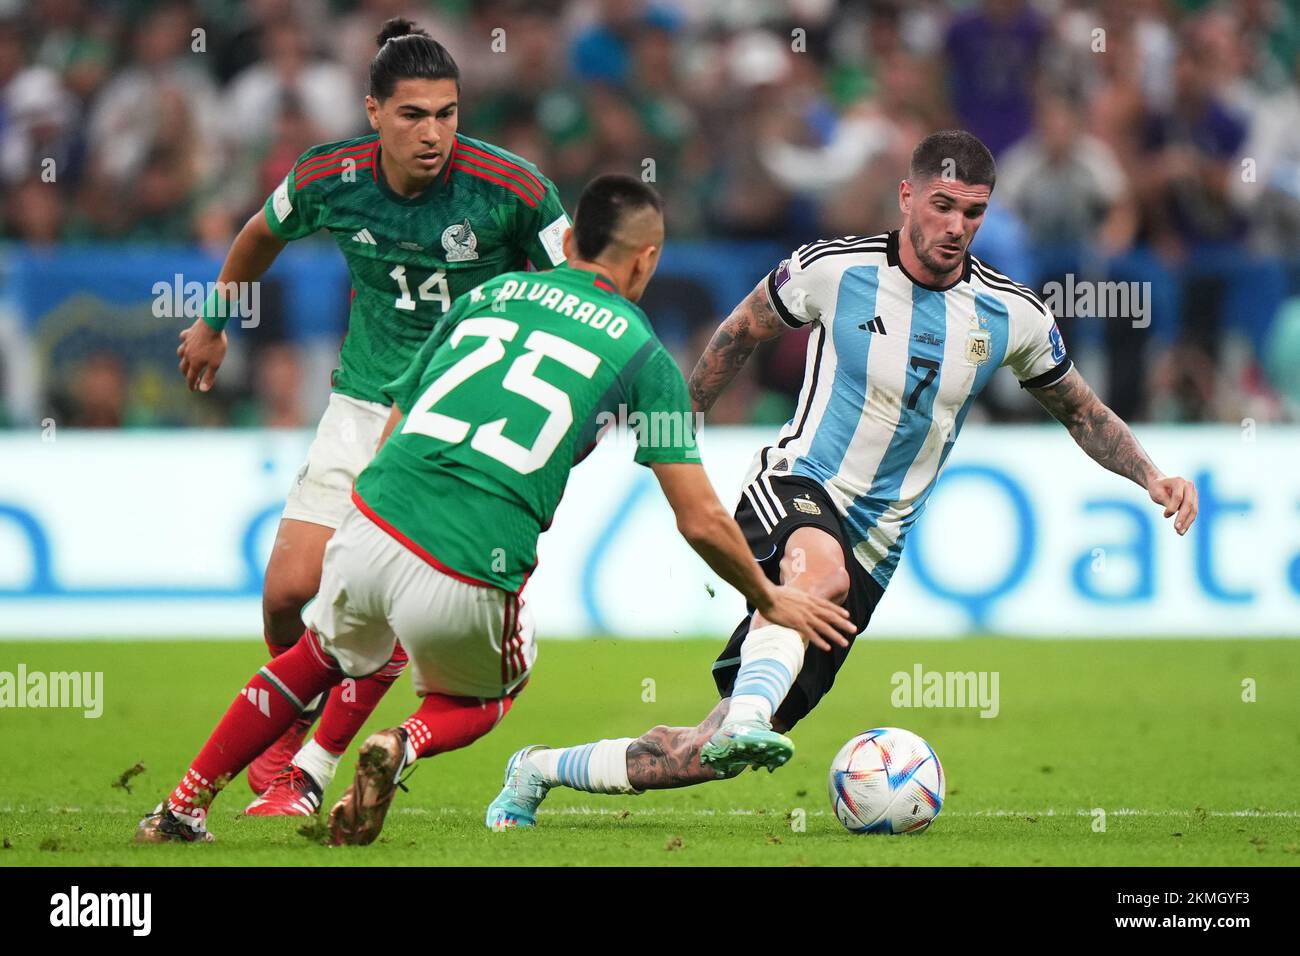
(301, 504), (536, 699)
(282, 393), (390, 529)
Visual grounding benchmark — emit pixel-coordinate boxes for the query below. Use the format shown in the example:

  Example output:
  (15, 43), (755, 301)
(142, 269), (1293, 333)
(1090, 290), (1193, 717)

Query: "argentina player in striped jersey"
(484, 131), (1200, 821)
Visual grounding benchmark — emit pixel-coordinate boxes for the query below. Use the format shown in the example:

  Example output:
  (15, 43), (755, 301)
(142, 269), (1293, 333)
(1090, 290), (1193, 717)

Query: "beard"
(907, 219), (963, 277)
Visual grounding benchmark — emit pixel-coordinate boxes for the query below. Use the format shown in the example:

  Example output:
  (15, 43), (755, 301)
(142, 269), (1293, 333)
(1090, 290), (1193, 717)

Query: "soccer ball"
(828, 727), (944, 834)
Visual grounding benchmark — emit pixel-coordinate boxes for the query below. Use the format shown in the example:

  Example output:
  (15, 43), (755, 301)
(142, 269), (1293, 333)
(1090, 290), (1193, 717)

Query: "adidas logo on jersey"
(859, 315), (887, 334)
(351, 228), (377, 245)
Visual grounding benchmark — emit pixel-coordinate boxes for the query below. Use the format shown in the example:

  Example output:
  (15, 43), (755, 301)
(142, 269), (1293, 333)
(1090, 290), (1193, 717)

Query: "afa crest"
(793, 496), (822, 516)
(966, 329), (992, 366)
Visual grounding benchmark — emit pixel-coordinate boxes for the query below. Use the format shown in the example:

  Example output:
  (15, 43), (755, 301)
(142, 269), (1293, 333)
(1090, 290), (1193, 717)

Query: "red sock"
(400, 693), (513, 759)
(169, 630), (341, 821)
(311, 642), (409, 755)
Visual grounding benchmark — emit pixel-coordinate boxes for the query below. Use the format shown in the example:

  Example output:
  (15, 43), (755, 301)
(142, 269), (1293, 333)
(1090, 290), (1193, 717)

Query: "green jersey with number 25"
(353, 264), (697, 592)
(263, 132), (570, 405)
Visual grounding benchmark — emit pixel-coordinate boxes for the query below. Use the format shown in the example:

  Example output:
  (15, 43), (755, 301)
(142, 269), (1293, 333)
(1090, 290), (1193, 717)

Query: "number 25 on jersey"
(401, 317), (601, 475)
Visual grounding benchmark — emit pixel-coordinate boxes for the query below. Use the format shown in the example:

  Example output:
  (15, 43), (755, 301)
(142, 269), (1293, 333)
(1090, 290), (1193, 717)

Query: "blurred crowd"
(3, 0), (1300, 429)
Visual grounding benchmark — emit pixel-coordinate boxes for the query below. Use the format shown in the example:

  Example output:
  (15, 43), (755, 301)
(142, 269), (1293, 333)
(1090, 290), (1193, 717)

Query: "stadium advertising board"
(0, 426), (1292, 638)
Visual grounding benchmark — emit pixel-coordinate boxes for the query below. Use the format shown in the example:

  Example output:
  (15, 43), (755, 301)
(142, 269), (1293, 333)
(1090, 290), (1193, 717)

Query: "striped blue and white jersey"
(742, 229), (1071, 589)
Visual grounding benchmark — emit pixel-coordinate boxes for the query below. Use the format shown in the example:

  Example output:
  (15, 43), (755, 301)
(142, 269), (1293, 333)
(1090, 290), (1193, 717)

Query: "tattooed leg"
(626, 699), (731, 790)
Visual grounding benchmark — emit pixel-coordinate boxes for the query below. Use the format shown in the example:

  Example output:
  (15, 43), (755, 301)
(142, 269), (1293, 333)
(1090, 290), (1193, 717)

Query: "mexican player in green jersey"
(174, 19), (572, 817)
(137, 175), (853, 846)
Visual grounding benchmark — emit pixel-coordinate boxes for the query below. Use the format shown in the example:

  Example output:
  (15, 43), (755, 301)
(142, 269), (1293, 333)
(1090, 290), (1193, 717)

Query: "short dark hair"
(370, 18), (460, 100)
(572, 174), (663, 260)
(910, 129), (996, 190)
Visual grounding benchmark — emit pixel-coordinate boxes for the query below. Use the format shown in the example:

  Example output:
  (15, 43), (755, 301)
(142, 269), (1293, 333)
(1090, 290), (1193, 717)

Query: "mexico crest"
(441, 219), (479, 262)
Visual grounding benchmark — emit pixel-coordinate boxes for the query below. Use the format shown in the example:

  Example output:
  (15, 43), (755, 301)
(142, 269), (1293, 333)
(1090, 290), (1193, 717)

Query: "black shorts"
(712, 474), (884, 731)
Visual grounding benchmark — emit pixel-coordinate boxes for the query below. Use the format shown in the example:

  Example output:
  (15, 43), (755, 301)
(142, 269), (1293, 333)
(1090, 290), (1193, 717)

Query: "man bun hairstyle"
(370, 17), (460, 100)
(910, 129), (997, 190)
(573, 174), (663, 261)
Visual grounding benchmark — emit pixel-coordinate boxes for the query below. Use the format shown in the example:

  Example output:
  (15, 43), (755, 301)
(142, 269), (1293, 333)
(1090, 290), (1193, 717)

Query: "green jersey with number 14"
(353, 264), (697, 592)
(263, 132), (570, 405)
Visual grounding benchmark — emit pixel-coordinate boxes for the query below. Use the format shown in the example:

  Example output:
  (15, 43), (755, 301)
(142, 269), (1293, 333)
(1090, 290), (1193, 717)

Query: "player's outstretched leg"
(487, 527), (856, 829)
(330, 693), (513, 845)
(486, 701), (734, 831)
(246, 643), (409, 816)
(136, 630), (344, 843)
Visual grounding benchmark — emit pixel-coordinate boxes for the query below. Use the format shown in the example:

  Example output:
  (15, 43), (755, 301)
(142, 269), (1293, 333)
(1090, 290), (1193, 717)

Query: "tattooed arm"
(1029, 367), (1198, 535)
(688, 279), (789, 415)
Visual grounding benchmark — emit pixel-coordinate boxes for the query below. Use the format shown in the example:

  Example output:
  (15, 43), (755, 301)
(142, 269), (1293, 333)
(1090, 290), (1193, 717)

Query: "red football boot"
(244, 764), (324, 817)
(246, 700), (321, 794)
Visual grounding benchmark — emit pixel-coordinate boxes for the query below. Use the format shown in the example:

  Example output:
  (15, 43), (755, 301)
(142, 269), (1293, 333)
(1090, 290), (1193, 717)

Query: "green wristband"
(200, 288), (230, 332)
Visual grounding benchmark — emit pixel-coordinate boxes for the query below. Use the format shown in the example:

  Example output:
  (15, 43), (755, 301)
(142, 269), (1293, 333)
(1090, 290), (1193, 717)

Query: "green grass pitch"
(0, 638), (1296, 866)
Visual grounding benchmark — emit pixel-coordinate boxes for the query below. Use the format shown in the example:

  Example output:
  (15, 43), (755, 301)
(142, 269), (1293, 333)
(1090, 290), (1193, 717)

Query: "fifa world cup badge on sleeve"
(539, 214), (570, 266)
(966, 329), (991, 366)
(273, 178), (293, 222)
(773, 258), (792, 290)
(1049, 323), (1066, 363)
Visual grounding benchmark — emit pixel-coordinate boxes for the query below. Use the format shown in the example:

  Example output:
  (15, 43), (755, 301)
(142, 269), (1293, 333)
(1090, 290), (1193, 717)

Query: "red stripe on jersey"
(453, 150), (543, 200)
(451, 162), (538, 207)
(593, 277), (614, 292)
(350, 489), (497, 589)
(296, 160), (373, 190)
(295, 142), (376, 177)
(455, 142), (544, 196)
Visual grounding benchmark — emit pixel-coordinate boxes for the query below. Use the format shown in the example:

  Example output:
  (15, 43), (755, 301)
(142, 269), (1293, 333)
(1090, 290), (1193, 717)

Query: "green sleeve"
(380, 292), (475, 411)
(262, 152), (326, 241)
(517, 176), (570, 270)
(628, 346), (699, 466)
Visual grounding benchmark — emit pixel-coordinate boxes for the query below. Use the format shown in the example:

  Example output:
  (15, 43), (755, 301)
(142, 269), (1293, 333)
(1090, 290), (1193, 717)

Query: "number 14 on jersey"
(390, 264), (451, 312)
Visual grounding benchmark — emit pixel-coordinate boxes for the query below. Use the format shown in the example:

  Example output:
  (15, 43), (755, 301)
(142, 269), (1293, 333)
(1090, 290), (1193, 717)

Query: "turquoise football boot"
(699, 720), (795, 778)
(485, 745), (551, 831)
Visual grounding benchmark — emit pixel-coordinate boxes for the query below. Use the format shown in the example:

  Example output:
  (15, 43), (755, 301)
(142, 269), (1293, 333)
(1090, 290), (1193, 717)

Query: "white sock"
(531, 738), (640, 794)
(725, 624), (805, 728)
(292, 738), (342, 790)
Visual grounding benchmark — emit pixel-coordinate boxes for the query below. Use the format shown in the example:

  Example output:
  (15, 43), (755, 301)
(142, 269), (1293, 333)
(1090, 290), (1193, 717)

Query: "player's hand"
(1148, 475), (1197, 535)
(177, 318), (228, 392)
(758, 585), (855, 653)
